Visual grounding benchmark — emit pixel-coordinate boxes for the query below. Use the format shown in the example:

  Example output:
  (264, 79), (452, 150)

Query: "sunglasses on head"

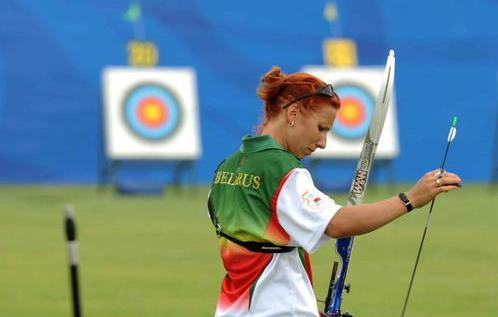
(282, 84), (335, 109)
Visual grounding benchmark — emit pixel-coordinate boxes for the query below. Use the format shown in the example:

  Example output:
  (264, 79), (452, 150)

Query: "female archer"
(208, 66), (461, 317)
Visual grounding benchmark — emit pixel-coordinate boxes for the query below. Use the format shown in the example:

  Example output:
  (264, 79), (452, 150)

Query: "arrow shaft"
(400, 118), (457, 317)
(400, 199), (435, 317)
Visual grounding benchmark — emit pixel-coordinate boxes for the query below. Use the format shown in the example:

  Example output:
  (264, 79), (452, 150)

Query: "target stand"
(100, 67), (201, 195)
(100, 159), (196, 195)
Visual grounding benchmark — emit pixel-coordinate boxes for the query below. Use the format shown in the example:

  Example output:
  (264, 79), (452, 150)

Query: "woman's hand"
(406, 169), (462, 208)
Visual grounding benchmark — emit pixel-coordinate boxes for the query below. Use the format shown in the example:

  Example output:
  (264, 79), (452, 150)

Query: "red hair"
(256, 66), (341, 132)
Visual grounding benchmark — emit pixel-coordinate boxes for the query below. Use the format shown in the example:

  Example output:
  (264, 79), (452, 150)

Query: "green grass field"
(1, 184), (497, 317)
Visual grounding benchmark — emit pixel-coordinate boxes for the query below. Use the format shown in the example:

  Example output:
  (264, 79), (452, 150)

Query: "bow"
(324, 50), (396, 317)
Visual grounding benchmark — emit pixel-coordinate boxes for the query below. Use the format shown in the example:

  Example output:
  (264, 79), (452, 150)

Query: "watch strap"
(398, 192), (413, 212)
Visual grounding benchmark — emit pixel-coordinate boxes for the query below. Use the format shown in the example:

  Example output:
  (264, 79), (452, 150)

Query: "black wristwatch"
(398, 192), (413, 212)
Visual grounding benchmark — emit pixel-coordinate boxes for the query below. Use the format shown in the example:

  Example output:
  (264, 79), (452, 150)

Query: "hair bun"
(257, 66), (287, 102)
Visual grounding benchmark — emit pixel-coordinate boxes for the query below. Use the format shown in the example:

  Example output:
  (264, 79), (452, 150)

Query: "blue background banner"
(0, 0), (496, 183)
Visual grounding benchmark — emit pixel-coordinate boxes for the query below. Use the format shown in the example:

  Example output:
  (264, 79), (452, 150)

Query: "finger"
(429, 168), (442, 176)
(438, 184), (460, 193)
(436, 177), (458, 187)
(441, 181), (462, 188)
(442, 171), (459, 179)
(443, 174), (462, 185)
(436, 173), (462, 184)
(434, 169), (445, 178)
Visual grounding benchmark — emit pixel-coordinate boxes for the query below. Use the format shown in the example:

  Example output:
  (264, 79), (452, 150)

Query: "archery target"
(102, 67), (201, 159)
(123, 84), (181, 141)
(333, 84), (375, 139)
(301, 66), (399, 159)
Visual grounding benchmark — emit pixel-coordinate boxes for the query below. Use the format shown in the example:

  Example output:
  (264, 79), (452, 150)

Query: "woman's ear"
(285, 105), (299, 123)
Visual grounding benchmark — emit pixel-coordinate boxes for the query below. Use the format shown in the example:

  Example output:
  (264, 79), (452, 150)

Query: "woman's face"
(287, 103), (337, 159)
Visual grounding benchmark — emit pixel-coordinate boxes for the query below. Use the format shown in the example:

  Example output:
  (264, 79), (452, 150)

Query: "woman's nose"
(316, 134), (327, 149)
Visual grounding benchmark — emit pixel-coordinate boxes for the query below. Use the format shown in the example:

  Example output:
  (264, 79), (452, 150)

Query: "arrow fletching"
(447, 116), (458, 142)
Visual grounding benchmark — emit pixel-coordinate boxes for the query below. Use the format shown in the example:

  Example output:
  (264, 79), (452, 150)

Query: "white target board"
(302, 66), (399, 159)
(102, 67), (201, 160)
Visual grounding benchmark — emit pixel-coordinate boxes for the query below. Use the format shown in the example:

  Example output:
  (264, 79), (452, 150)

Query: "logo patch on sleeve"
(301, 190), (326, 210)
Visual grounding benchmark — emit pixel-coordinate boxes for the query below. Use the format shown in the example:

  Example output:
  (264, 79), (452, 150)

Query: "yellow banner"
(322, 39), (358, 67)
(127, 41), (159, 67)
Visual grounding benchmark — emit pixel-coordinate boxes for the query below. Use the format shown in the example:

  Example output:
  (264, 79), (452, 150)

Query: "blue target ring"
(123, 84), (181, 141)
(333, 85), (375, 139)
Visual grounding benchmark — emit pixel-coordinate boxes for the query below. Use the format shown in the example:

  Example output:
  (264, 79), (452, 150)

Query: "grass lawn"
(1, 184), (497, 317)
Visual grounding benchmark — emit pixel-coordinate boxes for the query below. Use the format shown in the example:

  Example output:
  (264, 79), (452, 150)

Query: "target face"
(333, 84), (375, 139)
(122, 84), (181, 141)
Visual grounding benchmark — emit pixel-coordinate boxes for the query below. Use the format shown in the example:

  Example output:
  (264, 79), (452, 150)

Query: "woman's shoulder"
(253, 148), (303, 171)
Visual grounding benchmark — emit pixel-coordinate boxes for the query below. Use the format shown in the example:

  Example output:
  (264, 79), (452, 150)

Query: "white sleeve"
(276, 168), (342, 253)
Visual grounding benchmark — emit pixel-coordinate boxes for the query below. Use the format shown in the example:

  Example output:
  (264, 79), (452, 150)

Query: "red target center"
(337, 97), (365, 127)
(136, 97), (169, 128)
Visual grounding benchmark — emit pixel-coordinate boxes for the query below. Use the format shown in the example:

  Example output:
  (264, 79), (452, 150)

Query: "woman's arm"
(326, 169), (462, 238)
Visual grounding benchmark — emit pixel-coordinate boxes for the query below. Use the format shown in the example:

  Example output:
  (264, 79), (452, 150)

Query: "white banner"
(302, 66), (399, 159)
(102, 67), (201, 160)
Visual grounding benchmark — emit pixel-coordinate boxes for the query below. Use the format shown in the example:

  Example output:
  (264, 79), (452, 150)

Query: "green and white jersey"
(209, 135), (342, 317)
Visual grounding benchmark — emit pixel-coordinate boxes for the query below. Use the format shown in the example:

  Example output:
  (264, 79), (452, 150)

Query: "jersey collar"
(240, 135), (284, 153)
